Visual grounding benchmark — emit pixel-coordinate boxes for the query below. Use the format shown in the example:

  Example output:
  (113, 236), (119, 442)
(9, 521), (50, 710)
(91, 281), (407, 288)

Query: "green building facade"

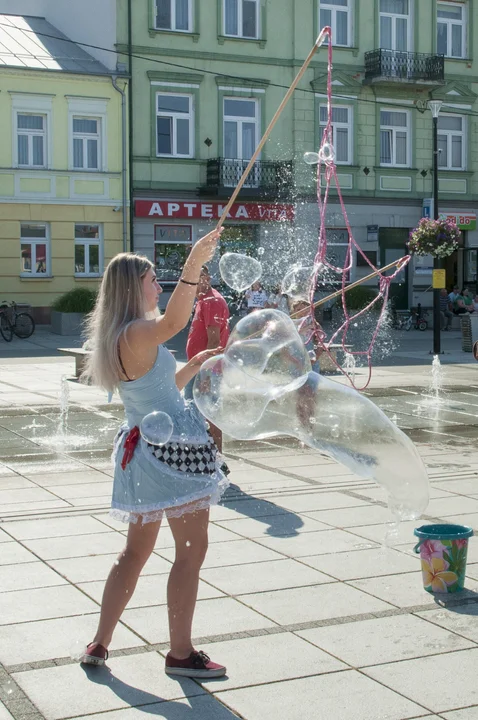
(119, 0), (478, 308)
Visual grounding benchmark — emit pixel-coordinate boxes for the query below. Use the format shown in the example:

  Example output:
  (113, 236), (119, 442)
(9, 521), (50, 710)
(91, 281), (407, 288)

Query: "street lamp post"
(429, 99), (443, 356)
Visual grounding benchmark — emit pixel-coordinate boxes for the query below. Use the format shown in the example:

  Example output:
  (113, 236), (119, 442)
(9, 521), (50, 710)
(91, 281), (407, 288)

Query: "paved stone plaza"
(1, 335), (478, 720)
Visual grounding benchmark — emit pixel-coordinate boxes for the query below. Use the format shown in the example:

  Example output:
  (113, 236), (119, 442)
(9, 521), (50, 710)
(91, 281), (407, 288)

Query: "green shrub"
(339, 286), (379, 311)
(52, 288), (97, 313)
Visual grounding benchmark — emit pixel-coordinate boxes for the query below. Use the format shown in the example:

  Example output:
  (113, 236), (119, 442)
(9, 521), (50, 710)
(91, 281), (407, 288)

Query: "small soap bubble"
(258, 247), (265, 256)
(70, 640), (87, 662)
(186, 541), (191, 547)
(318, 142), (335, 164)
(219, 252), (262, 292)
(140, 411), (174, 446)
(304, 151), (320, 165)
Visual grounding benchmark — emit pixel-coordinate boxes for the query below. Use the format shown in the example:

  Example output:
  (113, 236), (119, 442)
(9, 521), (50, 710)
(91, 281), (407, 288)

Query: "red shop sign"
(135, 200), (295, 222)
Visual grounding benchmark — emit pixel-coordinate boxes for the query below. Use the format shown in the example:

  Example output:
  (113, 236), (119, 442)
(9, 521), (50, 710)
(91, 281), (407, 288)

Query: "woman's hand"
(189, 228), (223, 267)
(190, 346), (224, 368)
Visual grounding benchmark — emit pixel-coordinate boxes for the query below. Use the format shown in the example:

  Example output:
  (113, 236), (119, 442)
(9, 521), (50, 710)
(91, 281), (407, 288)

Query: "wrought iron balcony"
(202, 158), (293, 198)
(364, 49), (444, 85)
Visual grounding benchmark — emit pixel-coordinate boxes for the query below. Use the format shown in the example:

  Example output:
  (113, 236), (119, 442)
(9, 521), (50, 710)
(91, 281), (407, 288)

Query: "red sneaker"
(81, 643), (109, 666)
(165, 650), (226, 678)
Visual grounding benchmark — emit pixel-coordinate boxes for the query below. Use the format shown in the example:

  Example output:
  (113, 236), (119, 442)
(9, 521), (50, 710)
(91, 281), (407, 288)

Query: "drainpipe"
(112, 75), (128, 253)
(128, 0), (134, 251)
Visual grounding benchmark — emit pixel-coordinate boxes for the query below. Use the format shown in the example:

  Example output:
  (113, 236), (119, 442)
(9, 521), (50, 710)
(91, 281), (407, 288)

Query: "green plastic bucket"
(413, 524), (474, 594)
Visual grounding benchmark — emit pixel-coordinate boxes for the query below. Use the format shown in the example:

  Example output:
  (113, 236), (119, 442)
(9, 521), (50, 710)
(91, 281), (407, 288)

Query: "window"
(75, 224), (102, 276)
(319, 105), (352, 164)
(156, 93), (194, 157)
(379, 0), (410, 51)
(72, 117), (101, 171)
(224, 0), (259, 39)
(223, 97), (259, 187)
(154, 225), (192, 283)
(380, 109), (410, 166)
(437, 2), (466, 58)
(319, 0), (351, 47)
(16, 113), (46, 168)
(155, 0), (191, 31)
(438, 114), (465, 170)
(20, 224), (49, 276)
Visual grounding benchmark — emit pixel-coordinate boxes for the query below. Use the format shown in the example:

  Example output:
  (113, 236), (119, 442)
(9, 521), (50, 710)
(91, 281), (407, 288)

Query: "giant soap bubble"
(193, 309), (429, 520)
(281, 264), (322, 302)
(140, 411), (174, 446)
(219, 252), (262, 292)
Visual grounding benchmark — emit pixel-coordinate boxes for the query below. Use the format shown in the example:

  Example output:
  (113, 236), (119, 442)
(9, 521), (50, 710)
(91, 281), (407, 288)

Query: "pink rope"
(303, 27), (411, 391)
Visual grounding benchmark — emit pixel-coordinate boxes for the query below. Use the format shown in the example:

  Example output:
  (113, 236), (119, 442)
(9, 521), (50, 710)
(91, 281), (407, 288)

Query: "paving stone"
(363, 648), (478, 713)
(209, 499), (289, 522)
(12, 652), (205, 720)
(31, 470), (111, 487)
(79, 574), (225, 607)
(213, 513), (332, 538)
(271, 492), (372, 513)
(239, 583), (393, 626)
(0, 542), (37, 566)
(123, 597), (277, 644)
(300, 546), (419, 580)
(441, 710), (478, 719)
(216, 670), (425, 720)
(0, 477), (37, 490)
(200, 558), (333, 595)
(349, 573), (478, 609)
(69, 695), (242, 720)
(303, 504), (397, 527)
(255, 528), (378, 558)
(199, 632), (347, 690)
(0, 562), (67, 593)
(154, 522), (241, 549)
(0, 488), (59, 505)
(4, 516), (111, 540)
(0, 615), (144, 665)
(426, 496), (478, 517)
(296, 614), (474, 667)
(22, 532), (124, 560)
(0, 586), (98, 625)
(0, 701), (14, 720)
(417, 604), (478, 644)
(346, 520), (426, 546)
(157, 539), (284, 569)
(47, 552), (171, 583)
(46, 482), (112, 499)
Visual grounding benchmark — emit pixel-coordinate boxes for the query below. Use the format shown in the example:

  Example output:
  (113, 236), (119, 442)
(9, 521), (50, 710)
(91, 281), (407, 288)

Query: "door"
(379, 228), (409, 310)
(379, 0), (410, 78)
(223, 98), (259, 187)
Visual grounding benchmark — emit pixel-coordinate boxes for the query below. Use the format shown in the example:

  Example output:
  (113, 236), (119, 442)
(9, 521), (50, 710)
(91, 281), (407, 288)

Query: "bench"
(57, 347), (178, 379)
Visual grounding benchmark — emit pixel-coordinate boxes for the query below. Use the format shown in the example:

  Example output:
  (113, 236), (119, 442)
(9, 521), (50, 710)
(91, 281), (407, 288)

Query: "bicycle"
(0, 301), (35, 342)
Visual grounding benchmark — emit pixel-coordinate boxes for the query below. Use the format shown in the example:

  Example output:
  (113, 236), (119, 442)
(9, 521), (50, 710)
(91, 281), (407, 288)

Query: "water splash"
(343, 352), (356, 384)
(58, 375), (70, 436)
(427, 354), (445, 403)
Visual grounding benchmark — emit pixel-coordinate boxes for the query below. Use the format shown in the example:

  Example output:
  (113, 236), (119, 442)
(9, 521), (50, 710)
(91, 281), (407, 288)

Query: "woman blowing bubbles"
(80, 229), (228, 678)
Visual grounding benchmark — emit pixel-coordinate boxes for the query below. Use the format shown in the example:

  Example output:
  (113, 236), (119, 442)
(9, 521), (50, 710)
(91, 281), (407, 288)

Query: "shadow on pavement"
(219, 482), (304, 537)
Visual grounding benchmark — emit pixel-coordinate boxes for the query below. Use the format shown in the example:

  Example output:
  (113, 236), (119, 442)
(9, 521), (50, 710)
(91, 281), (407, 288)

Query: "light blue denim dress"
(111, 345), (228, 524)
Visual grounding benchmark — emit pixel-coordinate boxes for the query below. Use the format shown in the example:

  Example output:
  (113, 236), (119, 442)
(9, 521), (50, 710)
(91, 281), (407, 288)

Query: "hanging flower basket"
(408, 217), (461, 259)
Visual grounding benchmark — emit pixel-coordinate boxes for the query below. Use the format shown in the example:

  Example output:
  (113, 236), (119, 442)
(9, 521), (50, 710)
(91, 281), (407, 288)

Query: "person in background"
(462, 288), (475, 313)
(245, 281), (268, 313)
(448, 285), (466, 315)
(266, 285), (281, 309)
(439, 288), (453, 331)
(185, 265), (230, 453)
(473, 294), (478, 313)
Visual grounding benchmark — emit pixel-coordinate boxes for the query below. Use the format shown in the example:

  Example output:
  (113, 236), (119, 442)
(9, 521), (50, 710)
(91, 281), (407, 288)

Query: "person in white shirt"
(245, 282), (268, 313)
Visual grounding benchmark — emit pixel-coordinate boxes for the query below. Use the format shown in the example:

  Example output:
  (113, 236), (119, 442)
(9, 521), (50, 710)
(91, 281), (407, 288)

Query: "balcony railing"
(364, 49), (444, 84)
(203, 158), (293, 197)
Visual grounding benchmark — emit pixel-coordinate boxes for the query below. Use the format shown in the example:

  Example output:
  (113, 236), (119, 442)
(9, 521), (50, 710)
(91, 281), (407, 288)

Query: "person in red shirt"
(185, 265), (230, 452)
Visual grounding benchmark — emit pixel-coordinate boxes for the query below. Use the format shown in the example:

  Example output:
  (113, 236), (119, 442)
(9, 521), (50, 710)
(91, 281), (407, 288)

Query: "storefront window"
(219, 225), (258, 256)
(154, 225), (192, 282)
(464, 248), (477, 286)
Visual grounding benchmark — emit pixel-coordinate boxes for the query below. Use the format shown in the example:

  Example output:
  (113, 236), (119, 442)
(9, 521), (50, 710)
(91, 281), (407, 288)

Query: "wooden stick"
(289, 257), (409, 319)
(215, 28), (329, 230)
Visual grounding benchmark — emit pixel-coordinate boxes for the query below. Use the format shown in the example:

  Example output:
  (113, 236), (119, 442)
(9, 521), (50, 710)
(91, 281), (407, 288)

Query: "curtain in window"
(87, 139), (98, 169)
(395, 131), (407, 164)
(89, 244), (100, 273)
(157, 117), (172, 154)
(32, 136), (44, 166)
(73, 118), (97, 134)
(157, 0), (171, 28)
(17, 114), (43, 130)
(380, 0), (407, 13)
(380, 130), (392, 164)
(437, 135), (447, 167)
(437, 22), (447, 54)
(242, 122), (255, 159)
(395, 17), (407, 51)
(176, 0), (189, 30)
(335, 127), (348, 162)
(320, 8), (331, 41)
(73, 138), (83, 168)
(380, 16), (392, 49)
(176, 118), (190, 155)
(451, 24), (462, 57)
(451, 136), (462, 168)
(335, 10), (348, 44)
(243, 0), (257, 37)
(380, 111), (406, 126)
(225, 0), (238, 34)
(18, 136), (28, 165)
(224, 121), (238, 157)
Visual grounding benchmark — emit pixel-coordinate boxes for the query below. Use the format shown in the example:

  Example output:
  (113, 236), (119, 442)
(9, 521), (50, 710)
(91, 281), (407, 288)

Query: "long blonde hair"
(82, 252), (154, 392)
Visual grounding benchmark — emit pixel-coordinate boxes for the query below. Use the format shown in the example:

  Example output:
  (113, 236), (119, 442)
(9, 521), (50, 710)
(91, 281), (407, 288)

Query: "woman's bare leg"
(167, 507), (209, 658)
(92, 517), (161, 648)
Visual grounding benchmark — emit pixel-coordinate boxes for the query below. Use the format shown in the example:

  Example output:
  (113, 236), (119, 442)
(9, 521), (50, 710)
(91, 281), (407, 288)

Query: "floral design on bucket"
(408, 217), (461, 259)
(421, 557), (457, 593)
(414, 524), (474, 594)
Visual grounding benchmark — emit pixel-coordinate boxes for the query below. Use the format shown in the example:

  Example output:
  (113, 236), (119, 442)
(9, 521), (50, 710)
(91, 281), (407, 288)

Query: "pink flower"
(454, 538), (468, 549)
(420, 539), (447, 563)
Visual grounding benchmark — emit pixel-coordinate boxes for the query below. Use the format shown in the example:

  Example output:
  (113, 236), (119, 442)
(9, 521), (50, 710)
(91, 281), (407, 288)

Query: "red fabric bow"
(121, 426), (140, 470)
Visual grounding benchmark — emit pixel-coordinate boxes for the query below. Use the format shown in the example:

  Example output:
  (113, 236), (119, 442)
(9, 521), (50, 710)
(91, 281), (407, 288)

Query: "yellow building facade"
(0, 15), (128, 322)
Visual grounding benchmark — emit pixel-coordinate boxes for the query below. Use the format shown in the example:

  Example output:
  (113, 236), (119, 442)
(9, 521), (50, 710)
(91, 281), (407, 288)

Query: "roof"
(0, 14), (110, 74)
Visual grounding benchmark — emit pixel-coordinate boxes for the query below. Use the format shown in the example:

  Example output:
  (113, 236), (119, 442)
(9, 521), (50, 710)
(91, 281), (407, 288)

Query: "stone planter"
(51, 311), (85, 336)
